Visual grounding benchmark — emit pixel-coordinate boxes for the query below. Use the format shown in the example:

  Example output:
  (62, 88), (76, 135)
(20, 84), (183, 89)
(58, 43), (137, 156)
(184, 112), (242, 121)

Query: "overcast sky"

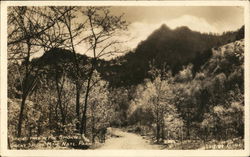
(109, 6), (243, 33)
(74, 6), (244, 57)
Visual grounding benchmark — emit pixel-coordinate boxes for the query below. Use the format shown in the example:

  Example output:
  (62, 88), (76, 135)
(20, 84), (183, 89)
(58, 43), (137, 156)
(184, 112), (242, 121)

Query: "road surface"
(97, 128), (162, 149)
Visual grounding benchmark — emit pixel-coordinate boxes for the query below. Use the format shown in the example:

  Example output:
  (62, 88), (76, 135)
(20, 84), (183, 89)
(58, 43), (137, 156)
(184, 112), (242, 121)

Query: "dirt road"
(97, 128), (162, 150)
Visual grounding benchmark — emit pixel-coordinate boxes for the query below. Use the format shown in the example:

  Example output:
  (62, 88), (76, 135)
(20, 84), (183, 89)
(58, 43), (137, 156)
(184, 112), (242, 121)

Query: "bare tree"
(79, 7), (128, 134)
(7, 6), (73, 137)
(8, 6), (41, 137)
(52, 6), (87, 126)
(7, 7), (73, 46)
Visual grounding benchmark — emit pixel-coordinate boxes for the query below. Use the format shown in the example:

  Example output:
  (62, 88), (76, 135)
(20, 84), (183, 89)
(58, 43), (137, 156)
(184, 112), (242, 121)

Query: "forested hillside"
(7, 6), (244, 150)
(99, 25), (244, 87)
(127, 39), (244, 149)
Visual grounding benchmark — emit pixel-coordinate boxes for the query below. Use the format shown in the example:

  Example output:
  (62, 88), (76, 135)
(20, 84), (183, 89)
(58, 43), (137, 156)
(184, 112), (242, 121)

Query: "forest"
(7, 6), (244, 150)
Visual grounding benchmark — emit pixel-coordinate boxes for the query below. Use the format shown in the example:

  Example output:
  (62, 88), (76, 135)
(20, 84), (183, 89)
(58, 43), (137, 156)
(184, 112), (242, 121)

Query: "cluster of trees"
(127, 40), (244, 146)
(128, 66), (183, 143)
(8, 6), (128, 148)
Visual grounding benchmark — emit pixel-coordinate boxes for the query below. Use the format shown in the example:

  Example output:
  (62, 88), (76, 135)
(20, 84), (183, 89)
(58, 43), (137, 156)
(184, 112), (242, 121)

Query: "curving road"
(97, 128), (162, 150)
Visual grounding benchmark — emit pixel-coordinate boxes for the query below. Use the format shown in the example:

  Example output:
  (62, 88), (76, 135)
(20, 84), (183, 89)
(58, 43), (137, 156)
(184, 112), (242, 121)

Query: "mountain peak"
(146, 24), (171, 40)
(158, 24), (171, 32)
(175, 26), (191, 32)
(160, 24), (169, 29)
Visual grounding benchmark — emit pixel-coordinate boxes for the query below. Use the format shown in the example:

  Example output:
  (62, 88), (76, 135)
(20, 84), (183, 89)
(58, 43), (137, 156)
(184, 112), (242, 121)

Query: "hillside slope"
(101, 25), (244, 87)
(201, 39), (244, 91)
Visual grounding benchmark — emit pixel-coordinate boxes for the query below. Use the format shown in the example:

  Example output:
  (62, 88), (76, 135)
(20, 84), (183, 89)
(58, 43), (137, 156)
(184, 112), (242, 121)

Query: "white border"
(1, 1), (250, 157)
(1, 0), (250, 6)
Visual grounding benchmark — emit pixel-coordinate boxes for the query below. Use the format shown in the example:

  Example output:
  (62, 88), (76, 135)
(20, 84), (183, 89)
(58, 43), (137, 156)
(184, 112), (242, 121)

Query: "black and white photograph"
(0, 1), (249, 156)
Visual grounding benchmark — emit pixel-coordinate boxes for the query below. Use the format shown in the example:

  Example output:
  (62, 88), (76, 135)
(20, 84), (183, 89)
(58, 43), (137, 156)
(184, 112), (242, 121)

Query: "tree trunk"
(8, 137), (11, 149)
(76, 87), (80, 121)
(161, 121), (165, 140)
(187, 120), (190, 140)
(75, 87), (81, 131)
(37, 124), (41, 137)
(64, 13), (82, 132)
(80, 77), (91, 134)
(49, 102), (52, 130)
(55, 71), (66, 125)
(186, 114), (190, 140)
(81, 87), (90, 134)
(80, 70), (93, 134)
(55, 101), (59, 122)
(91, 103), (96, 143)
(29, 126), (32, 140)
(17, 95), (27, 137)
(17, 40), (31, 137)
(58, 97), (65, 125)
(156, 122), (160, 143)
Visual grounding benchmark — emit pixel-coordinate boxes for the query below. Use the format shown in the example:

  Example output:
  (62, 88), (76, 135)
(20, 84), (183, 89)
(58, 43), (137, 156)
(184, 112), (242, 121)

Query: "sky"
(105, 6), (244, 50)
(74, 6), (244, 58)
(110, 6), (243, 33)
